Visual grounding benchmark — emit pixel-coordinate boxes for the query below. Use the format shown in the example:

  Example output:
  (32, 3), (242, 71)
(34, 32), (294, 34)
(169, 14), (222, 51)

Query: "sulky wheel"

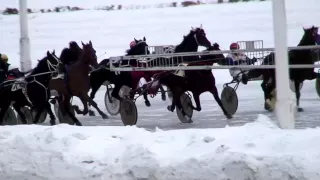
(176, 93), (193, 123)
(54, 101), (75, 125)
(119, 99), (138, 126)
(221, 86), (238, 115)
(17, 106), (33, 124)
(3, 107), (18, 125)
(289, 79), (303, 92)
(104, 87), (120, 116)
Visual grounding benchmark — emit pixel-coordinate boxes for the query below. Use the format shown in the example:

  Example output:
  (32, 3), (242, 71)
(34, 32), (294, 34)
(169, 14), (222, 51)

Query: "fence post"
(19, 0), (32, 72)
(272, 0), (295, 129)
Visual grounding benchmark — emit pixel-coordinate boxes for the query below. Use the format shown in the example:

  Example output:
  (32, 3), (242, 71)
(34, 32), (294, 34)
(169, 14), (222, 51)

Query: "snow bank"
(0, 114), (319, 180)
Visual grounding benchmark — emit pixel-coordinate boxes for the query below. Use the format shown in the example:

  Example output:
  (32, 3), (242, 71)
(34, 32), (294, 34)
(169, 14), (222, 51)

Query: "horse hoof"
(226, 114), (233, 119)
(167, 105), (174, 112)
(88, 110), (95, 116)
(102, 114), (109, 119)
(297, 107), (304, 112)
(75, 122), (82, 126)
(187, 118), (193, 123)
(50, 119), (56, 126)
(145, 101), (151, 107)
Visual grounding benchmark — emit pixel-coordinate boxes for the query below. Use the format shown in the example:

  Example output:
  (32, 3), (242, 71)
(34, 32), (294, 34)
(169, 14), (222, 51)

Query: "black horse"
(139, 26), (232, 122)
(0, 51), (59, 125)
(88, 37), (167, 115)
(247, 26), (319, 111)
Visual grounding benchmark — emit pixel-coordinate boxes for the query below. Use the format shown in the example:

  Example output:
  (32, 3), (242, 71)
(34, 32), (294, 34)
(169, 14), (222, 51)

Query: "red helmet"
(130, 41), (136, 48)
(230, 42), (240, 50)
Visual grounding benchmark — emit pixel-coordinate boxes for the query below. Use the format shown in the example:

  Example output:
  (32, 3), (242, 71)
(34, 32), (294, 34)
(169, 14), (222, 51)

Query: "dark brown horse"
(150, 42), (232, 122)
(48, 41), (107, 126)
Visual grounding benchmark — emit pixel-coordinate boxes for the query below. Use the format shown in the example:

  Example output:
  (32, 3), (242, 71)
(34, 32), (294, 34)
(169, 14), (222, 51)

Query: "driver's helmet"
(129, 41), (136, 48)
(0, 54), (8, 63)
(229, 42), (240, 50)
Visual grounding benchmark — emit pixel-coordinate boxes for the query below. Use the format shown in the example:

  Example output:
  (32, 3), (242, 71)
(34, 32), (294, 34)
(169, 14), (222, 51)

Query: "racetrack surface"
(40, 79), (320, 130)
(1, 0), (320, 130)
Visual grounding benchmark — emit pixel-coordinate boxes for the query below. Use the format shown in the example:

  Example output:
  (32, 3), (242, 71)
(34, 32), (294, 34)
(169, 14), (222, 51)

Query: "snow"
(1, 0), (320, 178)
(0, 114), (320, 180)
(0, 0), (217, 9)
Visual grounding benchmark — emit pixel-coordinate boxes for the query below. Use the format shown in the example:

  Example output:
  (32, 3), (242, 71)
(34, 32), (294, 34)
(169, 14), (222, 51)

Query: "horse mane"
(174, 30), (196, 52)
(290, 28), (316, 64)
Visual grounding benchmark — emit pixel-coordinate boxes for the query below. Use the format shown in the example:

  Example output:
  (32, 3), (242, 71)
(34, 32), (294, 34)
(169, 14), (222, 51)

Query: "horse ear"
(134, 38), (138, 43)
(143, 36), (146, 41)
(81, 41), (85, 46)
(191, 26), (195, 31)
(46, 51), (50, 56)
(89, 40), (92, 46)
(52, 49), (55, 54)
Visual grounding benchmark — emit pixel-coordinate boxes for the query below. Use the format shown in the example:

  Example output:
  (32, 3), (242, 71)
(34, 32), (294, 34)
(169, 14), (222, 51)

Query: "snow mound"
(0, 115), (320, 179)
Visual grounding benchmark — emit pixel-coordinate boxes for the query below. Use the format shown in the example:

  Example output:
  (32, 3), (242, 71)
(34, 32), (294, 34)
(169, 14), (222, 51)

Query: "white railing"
(108, 45), (320, 71)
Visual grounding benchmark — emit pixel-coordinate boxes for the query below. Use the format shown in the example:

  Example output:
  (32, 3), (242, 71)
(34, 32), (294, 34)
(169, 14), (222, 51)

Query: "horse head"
(191, 25), (211, 48)
(127, 37), (149, 55)
(29, 51), (60, 83)
(175, 25), (211, 53)
(81, 41), (99, 69)
(290, 26), (319, 65)
(299, 26), (318, 46)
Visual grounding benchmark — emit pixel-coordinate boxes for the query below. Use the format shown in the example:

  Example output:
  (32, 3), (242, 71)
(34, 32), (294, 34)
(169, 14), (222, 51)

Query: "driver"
(0, 53), (24, 80)
(226, 42), (257, 84)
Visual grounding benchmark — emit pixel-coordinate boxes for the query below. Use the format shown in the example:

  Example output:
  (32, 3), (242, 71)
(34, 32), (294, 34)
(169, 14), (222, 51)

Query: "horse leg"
(191, 92), (202, 111)
(294, 80), (303, 112)
(33, 106), (45, 124)
(45, 101), (56, 125)
(159, 85), (166, 101)
(167, 95), (176, 112)
(88, 98), (108, 119)
(209, 86), (233, 119)
(64, 96), (82, 126)
(261, 79), (271, 111)
(143, 91), (151, 107)
(12, 103), (28, 124)
(73, 96), (89, 116)
(0, 103), (10, 125)
(88, 77), (105, 117)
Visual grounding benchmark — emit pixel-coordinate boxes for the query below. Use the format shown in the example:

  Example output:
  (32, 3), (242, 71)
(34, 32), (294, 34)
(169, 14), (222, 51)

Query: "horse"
(89, 37), (167, 112)
(139, 26), (232, 122)
(247, 26), (320, 111)
(0, 51), (59, 125)
(48, 41), (106, 126)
